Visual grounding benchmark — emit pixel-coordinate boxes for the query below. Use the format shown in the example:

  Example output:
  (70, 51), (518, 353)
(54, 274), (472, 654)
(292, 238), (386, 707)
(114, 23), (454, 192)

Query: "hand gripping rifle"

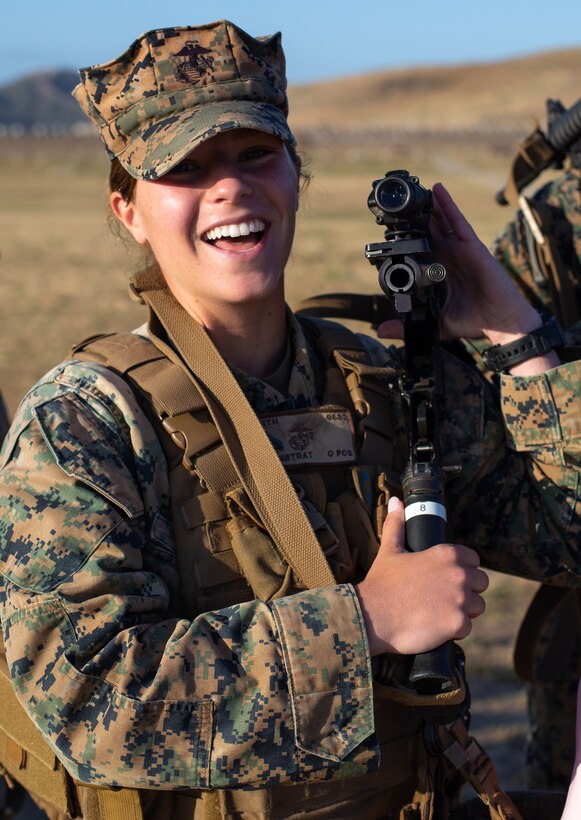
(365, 170), (459, 696)
(497, 97), (581, 207)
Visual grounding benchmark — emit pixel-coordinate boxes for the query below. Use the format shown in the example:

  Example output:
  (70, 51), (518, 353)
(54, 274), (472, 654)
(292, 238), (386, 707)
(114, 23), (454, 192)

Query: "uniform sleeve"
(441, 355), (581, 584)
(0, 362), (376, 791)
(358, 333), (581, 584)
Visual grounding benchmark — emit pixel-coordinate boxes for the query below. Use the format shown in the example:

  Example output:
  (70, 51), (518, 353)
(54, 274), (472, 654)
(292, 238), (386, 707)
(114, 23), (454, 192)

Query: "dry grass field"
(2, 48), (578, 797)
(0, 133), (528, 415)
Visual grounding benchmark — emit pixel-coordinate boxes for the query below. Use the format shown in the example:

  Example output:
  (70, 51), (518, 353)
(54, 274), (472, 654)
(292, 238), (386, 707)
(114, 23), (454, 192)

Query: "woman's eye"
(241, 147), (274, 162)
(168, 161), (200, 176)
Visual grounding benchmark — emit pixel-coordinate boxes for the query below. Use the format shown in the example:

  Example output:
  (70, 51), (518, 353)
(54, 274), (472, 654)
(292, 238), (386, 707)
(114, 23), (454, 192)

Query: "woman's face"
(111, 129), (299, 322)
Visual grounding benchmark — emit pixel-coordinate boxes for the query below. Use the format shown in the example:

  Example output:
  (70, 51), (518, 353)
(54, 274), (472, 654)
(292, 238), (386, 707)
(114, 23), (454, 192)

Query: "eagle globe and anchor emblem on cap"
(172, 41), (215, 83)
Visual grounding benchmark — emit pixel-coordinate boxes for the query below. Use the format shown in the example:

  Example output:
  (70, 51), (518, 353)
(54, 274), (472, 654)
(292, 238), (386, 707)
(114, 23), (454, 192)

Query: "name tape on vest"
(260, 405), (357, 466)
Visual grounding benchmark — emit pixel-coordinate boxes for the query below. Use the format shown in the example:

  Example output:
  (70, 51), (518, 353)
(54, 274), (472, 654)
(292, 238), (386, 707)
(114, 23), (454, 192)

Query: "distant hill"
(1, 48), (580, 136)
(0, 69), (85, 133)
(288, 48), (581, 134)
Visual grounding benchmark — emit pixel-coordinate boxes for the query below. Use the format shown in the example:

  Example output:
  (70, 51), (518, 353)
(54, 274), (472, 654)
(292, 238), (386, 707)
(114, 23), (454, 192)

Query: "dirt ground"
(462, 570), (536, 792)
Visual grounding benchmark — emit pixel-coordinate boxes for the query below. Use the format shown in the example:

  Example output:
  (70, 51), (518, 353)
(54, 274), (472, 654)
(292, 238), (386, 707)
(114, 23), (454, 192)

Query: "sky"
(1, 0), (580, 88)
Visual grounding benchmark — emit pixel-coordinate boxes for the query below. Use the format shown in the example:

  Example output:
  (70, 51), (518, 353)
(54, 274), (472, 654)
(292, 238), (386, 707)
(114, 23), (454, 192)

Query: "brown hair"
(109, 159), (138, 203)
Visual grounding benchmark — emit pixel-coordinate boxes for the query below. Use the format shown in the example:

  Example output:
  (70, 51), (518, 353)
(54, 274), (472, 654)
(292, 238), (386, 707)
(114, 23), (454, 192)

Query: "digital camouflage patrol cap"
(72, 20), (296, 180)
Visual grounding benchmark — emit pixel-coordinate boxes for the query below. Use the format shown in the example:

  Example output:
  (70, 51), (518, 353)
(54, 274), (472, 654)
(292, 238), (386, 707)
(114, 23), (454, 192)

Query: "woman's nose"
(208, 165), (253, 202)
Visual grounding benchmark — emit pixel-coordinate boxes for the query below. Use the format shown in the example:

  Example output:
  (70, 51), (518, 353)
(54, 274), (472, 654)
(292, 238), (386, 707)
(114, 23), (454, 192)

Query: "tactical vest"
(0, 301), (523, 820)
(74, 319), (434, 820)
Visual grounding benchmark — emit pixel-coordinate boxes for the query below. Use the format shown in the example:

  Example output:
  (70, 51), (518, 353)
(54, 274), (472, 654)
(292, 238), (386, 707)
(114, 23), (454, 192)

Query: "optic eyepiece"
(368, 169), (432, 229)
(375, 177), (410, 212)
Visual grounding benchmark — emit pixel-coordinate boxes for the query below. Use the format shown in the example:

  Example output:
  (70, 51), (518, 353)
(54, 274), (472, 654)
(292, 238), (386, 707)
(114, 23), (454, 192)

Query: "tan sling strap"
(130, 267), (335, 592)
(498, 127), (558, 208)
(93, 787), (143, 820)
(437, 719), (523, 820)
(295, 292), (397, 329)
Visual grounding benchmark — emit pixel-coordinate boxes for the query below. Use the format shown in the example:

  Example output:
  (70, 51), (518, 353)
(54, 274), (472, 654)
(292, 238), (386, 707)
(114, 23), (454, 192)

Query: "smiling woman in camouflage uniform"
(0, 19), (579, 820)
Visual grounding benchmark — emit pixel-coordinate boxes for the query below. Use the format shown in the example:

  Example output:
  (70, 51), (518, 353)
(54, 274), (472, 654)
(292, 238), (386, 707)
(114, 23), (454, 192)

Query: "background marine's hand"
(376, 183), (560, 374)
(355, 497), (489, 657)
(376, 182), (543, 345)
(428, 182), (543, 344)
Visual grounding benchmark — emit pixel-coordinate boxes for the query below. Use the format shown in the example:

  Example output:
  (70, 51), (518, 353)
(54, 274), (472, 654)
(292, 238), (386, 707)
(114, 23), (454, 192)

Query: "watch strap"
(482, 314), (564, 372)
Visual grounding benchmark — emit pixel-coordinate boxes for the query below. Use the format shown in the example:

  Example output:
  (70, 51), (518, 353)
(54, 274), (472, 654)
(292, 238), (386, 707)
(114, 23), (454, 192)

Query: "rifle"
(496, 97), (581, 207)
(296, 172), (528, 819)
(365, 170), (459, 695)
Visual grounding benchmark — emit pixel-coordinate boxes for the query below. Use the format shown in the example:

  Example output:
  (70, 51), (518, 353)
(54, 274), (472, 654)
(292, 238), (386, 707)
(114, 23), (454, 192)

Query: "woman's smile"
(112, 129), (299, 320)
(202, 217), (267, 248)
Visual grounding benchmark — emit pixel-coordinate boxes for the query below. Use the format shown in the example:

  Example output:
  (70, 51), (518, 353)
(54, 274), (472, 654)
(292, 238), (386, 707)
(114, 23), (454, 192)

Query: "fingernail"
(388, 496), (400, 513)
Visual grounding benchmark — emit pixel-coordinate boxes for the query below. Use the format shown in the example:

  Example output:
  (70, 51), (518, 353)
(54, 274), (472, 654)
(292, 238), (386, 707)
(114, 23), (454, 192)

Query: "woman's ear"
(109, 191), (148, 245)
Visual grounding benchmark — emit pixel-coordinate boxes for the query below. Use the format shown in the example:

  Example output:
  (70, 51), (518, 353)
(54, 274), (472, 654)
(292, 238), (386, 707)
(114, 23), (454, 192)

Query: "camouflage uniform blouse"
(0, 313), (579, 791)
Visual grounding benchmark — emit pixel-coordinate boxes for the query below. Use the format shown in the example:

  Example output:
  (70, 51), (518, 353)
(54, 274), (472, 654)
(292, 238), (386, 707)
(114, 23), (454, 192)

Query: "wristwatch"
(482, 314), (565, 373)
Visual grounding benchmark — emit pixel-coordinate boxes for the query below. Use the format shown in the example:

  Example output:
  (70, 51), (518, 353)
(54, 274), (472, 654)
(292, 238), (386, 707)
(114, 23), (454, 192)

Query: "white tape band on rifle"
(405, 501), (447, 521)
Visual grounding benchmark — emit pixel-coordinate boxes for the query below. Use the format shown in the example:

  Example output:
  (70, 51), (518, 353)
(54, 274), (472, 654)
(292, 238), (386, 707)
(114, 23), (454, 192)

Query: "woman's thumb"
(380, 496), (406, 554)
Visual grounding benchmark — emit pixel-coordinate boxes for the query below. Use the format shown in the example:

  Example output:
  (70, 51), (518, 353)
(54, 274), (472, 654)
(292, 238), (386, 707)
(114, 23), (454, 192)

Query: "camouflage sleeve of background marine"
(0, 361), (377, 791)
(444, 356), (581, 583)
(359, 334), (581, 584)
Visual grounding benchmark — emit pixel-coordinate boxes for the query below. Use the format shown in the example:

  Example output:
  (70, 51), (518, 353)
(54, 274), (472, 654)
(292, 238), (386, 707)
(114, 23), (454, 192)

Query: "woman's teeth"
(204, 219), (265, 242)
